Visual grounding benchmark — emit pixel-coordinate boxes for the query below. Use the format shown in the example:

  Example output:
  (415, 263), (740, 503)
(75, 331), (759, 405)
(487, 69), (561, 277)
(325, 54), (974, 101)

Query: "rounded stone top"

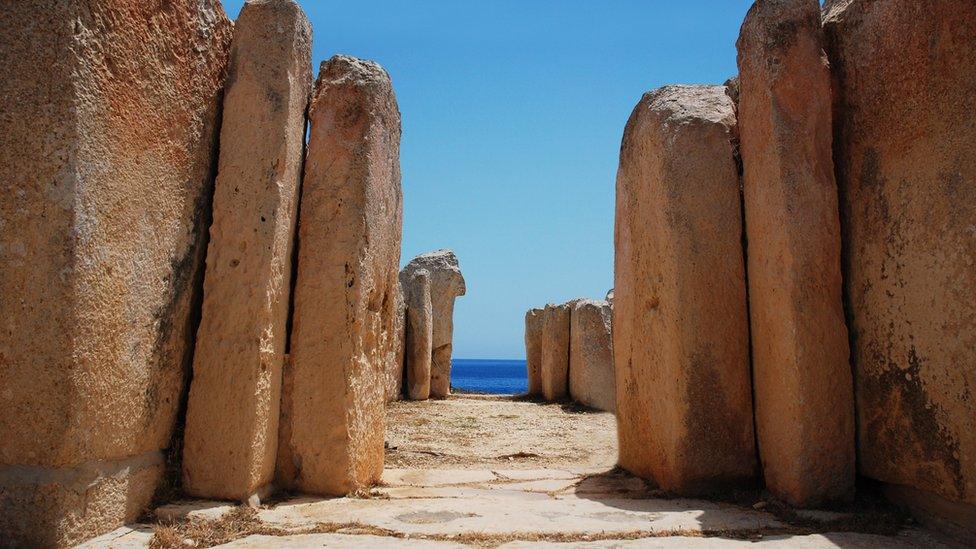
(638, 85), (736, 128)
(317, 54), (391, 88)
(401, 249), (466, 297)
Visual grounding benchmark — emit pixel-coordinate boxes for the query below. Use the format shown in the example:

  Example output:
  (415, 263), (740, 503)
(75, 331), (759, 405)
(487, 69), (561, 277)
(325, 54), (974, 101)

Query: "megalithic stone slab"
(569, 300), (615, 412)
(736, 0), (855, 507)
(276, 55), (403, 496)
(824, 0), (976, 511)
(385, 281), (407, 401)
(541, 303), (571, 400)
(400, 250), (466, 398)
(524, 308), (545, 396)
(182, 0), (313, 503)
(403, 269), (433, 401)
(0, 1), (232, 545)
(613, 85), (757, 495)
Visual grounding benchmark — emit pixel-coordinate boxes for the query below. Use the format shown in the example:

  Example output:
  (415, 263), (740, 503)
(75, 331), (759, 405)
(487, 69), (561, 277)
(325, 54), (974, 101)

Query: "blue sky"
(222, 0), (754, 358)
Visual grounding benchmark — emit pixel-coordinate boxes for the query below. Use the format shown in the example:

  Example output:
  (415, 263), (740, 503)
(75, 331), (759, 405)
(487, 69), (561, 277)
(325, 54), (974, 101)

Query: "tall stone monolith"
(736, 0), (855, 507)
(276, 55), (402, 496)
(0, 2), (232, 545)
(824, 0), (976, 526)
(403, 269), (433, 400)
(569, 299), (615, 412)
(400, 250), (466, 398)
(541, 303), (572, 400)
(182, 0), (312, 503)
(524, 308), (545, 396)
(614, 86), (756, 495)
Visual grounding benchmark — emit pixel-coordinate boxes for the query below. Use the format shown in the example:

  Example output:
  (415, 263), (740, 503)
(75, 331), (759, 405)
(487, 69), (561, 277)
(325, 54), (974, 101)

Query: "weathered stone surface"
(182, 0), (312, 502)
(824, 0), (976, 509)
(403, 269), (433, 401)
(736, 0), (854, 506)
(276, 55), (402, 496)
(569, 300), (615, 412)
(400, 250), (466, 398)
(0, 1), (232, 545)
(613, 86), (756, 495)
(540, 303), (571, 401)
(385, 281), (407, 401)
(524, 308), (545, 396)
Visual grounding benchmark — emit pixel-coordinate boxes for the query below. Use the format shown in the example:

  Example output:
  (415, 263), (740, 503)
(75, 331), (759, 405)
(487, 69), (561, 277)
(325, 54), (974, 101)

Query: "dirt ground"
(384, 394), (617, 470)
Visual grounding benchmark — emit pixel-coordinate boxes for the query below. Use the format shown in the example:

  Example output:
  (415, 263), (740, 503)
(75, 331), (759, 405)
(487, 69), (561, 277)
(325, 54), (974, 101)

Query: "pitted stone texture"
(182, 0), (313, 502)
(540, 303), (572, 401)
(736, 0), (855, 506)
(524, 308), (545, 396)
(569, 300), (615, 412)
(823, 0), (976, 507)
(385, 281), (407, 401)
(400, 250), (466, 398)
(613, 86), (757, 495)
(0, 1), (232, 545)
(276, 55), (403, 496)
(403, 269), (433, 401)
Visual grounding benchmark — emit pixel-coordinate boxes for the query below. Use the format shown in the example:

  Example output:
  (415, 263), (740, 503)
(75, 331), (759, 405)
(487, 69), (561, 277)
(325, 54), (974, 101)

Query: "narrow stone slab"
(735, 0), (855, 507)
(569, 299), (615, 412)
(0, 2), (232, 545)
(385, 282), (406, 401)
(824, 0), (976, 512)
(276, 55), (402, 496)
(403, 269), (433, 400)
(400, 250), (466, 398)
(524, 308), (545, 396)
(613, 85), (756, 495)
(540, 303), (572, 400)
(182, 0), (312, 502)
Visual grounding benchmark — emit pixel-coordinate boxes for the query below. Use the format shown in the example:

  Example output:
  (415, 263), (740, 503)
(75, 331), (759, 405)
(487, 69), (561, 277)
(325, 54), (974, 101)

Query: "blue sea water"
(451, 359), (528, 395)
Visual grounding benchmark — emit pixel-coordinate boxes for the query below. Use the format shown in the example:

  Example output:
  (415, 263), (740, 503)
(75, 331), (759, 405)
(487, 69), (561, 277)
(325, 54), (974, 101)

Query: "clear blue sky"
(222, 0), (754, 359)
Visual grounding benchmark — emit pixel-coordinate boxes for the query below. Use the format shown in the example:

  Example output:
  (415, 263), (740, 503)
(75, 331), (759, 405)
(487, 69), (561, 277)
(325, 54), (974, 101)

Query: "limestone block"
(400, 250), (466, 398)
(824, 0), (976, 507)
(736, 0), (855, 506)
(0, 1), (231, 545)
(524, 308), (545, 396)
(404, 269), (434, 401)
(540, 303), (571, 401)
(182, 0), (313, 502)
(385, 282), (407, 401)
(276, 55), (403, 496)
(613, 85), (757, 495)
(569, 300), (615, 412)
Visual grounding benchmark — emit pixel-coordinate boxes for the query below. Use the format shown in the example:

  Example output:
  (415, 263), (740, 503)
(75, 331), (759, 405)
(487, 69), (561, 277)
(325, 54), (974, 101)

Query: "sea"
(451, 358), (528, 395)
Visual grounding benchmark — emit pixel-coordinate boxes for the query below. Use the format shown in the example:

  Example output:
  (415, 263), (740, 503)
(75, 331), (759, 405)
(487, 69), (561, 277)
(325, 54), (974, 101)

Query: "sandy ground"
(384, 395), (617, 470)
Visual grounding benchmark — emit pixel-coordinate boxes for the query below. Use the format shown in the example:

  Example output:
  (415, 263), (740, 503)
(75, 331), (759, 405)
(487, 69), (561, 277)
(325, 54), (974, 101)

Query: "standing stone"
(736, 0), (855, 506)
(540, 303), (572, 400)
(569, 300), (615, 412)
(0, 2), (232, 546)
(385, 282), (407, 401)
(403, 270), (433, 400)
(182, 0), (312, 503)
(276, 55), (402, 496)
(400, 250), (466, 398)
(824, 0), (976, 513)
(614, 86), (756, 495)
(524, 308), (545, 396)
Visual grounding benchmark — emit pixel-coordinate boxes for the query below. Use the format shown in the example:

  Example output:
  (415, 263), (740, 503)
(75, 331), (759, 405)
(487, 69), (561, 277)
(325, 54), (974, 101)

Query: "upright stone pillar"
(569, 299), (615, 412)
(524, 308), (545, 396)
(0, 2), (232, 545)
(736, 0), (855, 506)
(403, 269), (433, 401)
(540, 303), (571, 400)
(276, 55), (402, 496)
(182, 0), (312, 502)
(400, 250), (466, 398)
(614, 86), (756, 495)
(824, 0), (976, 519)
